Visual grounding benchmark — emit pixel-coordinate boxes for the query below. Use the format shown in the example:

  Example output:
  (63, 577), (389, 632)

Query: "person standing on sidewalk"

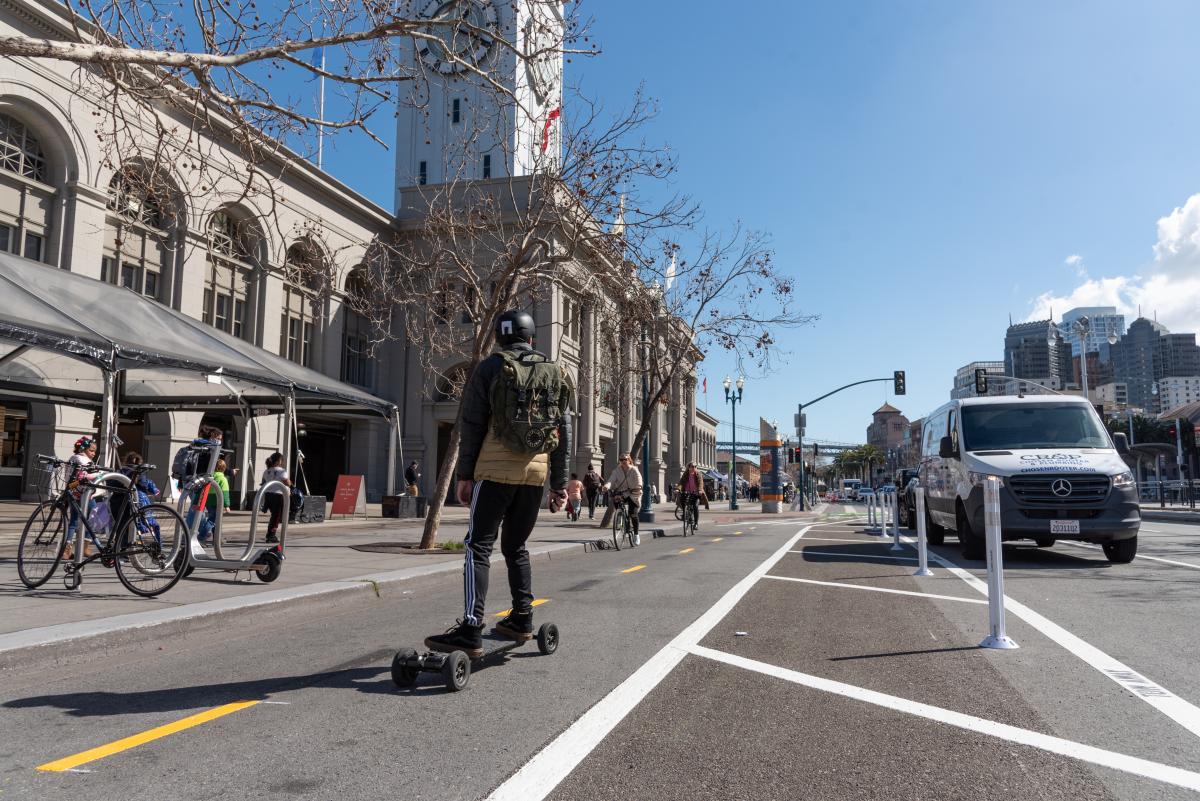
(404, 461), (421, 496)
(260, 452), (292, 543)
(424, 310), (572, 657)
(582, 463), (602, 519)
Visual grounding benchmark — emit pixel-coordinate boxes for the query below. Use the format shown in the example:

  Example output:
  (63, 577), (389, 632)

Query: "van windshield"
(961, 404), (1112, 451)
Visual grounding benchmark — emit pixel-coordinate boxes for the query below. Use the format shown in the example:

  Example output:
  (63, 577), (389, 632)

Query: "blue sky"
(324, 0), (1200, 445)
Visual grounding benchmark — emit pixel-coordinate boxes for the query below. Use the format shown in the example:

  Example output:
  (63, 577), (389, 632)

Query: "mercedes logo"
(1051, 479), (1073, 497)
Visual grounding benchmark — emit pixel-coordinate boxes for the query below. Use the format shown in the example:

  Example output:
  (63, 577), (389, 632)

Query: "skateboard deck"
(391, 622), (559, 692)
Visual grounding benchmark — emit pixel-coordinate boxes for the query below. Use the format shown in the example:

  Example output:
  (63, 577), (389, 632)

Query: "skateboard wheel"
(537, 623), (559, 655)
(443, 651), (470, 691)
(391, 648), (420, 688)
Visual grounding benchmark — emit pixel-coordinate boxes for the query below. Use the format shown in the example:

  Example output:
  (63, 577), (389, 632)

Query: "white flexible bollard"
(866, 491), (877, 531)
(877, 490), (886, 535)
(890, 490), (904, 551)
(980, 476), (1018, 649)
(913, 488), (933, 577)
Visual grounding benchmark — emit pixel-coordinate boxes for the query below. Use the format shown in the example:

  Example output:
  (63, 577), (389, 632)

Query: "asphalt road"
(2, 506), (1198, 800)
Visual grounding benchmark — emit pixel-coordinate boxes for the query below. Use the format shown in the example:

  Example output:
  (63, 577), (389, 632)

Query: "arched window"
(0, 112), (52, 262)
(341, 270), (374, 388)
(103, 166), (174, 300)
(281, 240), (323, 367)
(203, 209), (260, 341)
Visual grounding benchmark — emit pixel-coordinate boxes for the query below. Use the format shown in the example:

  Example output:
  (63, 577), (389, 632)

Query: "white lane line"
(483, 525), (813, 801)
(689, 645), (1200, 794)
(909, 535), (1200, 741)
(790, 550), (918, 563)
(763, 575), (978, 604)
(1058, 541), (1200, 571)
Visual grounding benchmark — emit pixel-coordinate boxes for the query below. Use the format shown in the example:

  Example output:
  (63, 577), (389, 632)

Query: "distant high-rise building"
(1004, 320), (1073, 389)
(1060, 307), (1126, 361)
(1111, 317), (1200, 411)
(952, 361), (1005, 399)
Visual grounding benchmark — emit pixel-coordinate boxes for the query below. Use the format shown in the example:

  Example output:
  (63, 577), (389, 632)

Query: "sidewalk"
(1138, 505), (1200, 524)
(2, 500), (768, 669)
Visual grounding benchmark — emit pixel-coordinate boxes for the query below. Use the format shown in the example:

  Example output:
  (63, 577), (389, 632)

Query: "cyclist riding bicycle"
(602, 452), (643, 545)
(676, 462), (709, 529)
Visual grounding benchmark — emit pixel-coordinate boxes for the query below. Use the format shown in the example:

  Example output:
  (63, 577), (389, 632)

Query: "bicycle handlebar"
(37, 454), (66, 466)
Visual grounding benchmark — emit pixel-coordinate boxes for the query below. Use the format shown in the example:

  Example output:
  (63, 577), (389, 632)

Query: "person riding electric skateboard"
(424, 310), (572, 658)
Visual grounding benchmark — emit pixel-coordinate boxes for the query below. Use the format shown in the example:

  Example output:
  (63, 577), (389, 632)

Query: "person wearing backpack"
(173, 425), (221, 545)
(582, 463), (602, 520)
(424, 310), (572, 657)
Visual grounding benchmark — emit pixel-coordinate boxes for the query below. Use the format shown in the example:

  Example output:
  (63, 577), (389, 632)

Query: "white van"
(919, 396), (1139, 563)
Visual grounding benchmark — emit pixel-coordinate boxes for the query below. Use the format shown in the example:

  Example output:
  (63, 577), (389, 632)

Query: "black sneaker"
(424, 619), (484, 657)
(264, 533), (279, 543)
(495, 611), (534, 642)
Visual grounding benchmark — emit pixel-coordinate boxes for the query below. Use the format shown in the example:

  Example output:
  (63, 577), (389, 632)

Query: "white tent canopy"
(0, 252), (401, 493)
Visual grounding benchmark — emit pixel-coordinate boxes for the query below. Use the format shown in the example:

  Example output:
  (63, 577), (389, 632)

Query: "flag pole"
(316, 47), (326, 170)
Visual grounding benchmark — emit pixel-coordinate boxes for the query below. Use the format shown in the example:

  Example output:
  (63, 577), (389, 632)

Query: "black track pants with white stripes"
(462, 480), (543, 626)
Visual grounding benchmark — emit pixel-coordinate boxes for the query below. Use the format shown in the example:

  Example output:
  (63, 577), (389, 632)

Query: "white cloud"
(1026, 195), (1200, 332)
(1064, 254), (1087, 279)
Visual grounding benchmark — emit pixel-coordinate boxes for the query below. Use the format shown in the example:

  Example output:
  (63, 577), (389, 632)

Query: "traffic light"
(893, 370), (906, 395)
(974, 368), (988, 395)
(1168, 424), (1178, 439)
(793, 446), (803, 463)
(813, 442), (819, 459)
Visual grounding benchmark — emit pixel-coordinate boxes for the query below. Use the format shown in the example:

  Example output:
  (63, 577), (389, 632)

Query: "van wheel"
(1102, 536), (1137, 564)
(957, 505), (985, 560)
(924, 508), (945, 546)
(1035, 538), (1054, 548)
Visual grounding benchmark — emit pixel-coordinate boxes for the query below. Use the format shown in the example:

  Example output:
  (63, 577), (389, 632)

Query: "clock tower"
(394, 0), (564, 203)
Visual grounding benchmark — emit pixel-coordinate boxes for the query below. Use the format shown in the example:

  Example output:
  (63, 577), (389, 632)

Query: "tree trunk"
(419, 424), (461, 550)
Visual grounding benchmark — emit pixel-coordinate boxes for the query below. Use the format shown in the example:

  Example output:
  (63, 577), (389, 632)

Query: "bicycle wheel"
(17, 500), (69, 588)
(611, 505), (622, 551)
(115, 503), (186, 597)
(624, 512), (637, 548)
(684, 505), (695, 537)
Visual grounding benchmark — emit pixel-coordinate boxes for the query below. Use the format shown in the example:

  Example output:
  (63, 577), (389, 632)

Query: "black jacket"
(457, 342), (572, 490)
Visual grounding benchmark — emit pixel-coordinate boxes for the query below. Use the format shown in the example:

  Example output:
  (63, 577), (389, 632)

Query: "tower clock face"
(523, 14), (559, 102)
(417, 0), (498, 74)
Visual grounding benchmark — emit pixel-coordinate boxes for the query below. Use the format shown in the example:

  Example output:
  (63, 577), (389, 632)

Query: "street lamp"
(1069, 316), (1094, 397)
(724, 375), (745, 510)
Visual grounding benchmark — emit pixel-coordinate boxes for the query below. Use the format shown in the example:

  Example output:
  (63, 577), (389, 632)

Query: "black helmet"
(495, 309), (536, 346)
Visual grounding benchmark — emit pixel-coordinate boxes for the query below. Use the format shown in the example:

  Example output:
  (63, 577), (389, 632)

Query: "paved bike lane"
(510, 519), (1200, 801)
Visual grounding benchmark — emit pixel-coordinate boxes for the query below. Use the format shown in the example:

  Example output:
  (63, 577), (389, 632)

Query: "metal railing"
(1137, 480), (1198, 509)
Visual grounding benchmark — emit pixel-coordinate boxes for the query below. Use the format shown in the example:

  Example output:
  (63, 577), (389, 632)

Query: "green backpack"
(490, 349), (567, 454)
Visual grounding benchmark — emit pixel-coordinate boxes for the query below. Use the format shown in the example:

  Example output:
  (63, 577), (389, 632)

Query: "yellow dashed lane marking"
(37, 701), (260, 773)
(495, 598), (549, 617)
(734, 531), (743, 536)
(679, 547), (695, 554)
(622, 564), (647, 573)
(710, 537), (724, 543)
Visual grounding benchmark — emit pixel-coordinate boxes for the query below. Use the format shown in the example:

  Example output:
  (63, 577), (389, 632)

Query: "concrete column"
(22, 403), (94, 501)
(65, 181), (109, 280)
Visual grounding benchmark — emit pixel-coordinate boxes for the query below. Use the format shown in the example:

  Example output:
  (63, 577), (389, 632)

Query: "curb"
(1140, 511), (1200, 524)
(0, 540), (579, 672)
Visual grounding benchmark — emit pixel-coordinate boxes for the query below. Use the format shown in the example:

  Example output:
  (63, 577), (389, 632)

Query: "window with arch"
(281, 241), (323, 367)
(203, 210), (259, 341)
(0, 112), (53, 262)
(341, 270), (374, 388)
(102, 166), (173, 300)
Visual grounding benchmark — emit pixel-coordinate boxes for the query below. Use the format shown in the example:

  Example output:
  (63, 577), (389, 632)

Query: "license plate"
(1050, 520), (1080, 535)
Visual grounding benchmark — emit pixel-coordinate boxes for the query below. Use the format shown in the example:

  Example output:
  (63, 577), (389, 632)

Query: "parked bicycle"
(17, 455), (187, 596)
(610, 490), (638, 550)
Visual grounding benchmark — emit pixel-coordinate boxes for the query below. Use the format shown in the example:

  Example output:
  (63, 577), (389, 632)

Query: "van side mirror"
(939, 436), (956, 459)
(1112, 432), (1130, 455)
